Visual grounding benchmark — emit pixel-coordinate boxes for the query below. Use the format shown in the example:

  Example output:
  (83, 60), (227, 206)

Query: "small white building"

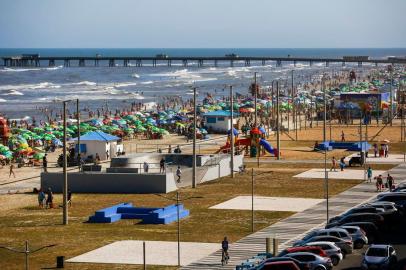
(203, 110), (239, 133)
(73, 130), (121, 161)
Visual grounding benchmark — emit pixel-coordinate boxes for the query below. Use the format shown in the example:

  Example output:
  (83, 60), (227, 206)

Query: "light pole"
(192, 87), (197, 188)
(76, 99), (81, 172)
(254, 72), (258, 127)
(0, 241), (56, 270)
(230, 85), (234, 178)
(155, 192), (202, 267)
(276, 81), (281, 160)
(62, 100), (68, 225)
(322, 75), (329, 222)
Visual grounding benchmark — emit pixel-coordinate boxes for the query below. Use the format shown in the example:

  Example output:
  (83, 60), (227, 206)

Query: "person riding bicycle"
(221, 236), (229, 262)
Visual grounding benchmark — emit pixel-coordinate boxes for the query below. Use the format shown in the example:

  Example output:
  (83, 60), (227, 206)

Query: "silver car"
(361, 244), (397, 270)
(339, 225), (368, 249)
(295, 228), (352, 246)
(285, 252), (333, 270)
(304, 241), (343, 266)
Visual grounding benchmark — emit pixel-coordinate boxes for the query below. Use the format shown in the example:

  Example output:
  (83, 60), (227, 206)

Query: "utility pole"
(63, 101), (68, 225)
(176, 192), (180, 267)
(276, 81), (281, 160)
(323, 76), (329, 222)
(230, 85), (234, 178)
(77, 99), (80, 172)
(389, 66), (393, 126)
(251, 168), (254, 233)
(192, 87), (197, 188)
(254, 72), (258, 127)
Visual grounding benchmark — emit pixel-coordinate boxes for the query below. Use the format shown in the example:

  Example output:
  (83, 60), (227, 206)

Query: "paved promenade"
(182, 163), (406, 269)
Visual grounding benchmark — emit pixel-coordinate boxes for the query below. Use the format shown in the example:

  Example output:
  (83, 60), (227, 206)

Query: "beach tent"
(72, 130), (120, 160)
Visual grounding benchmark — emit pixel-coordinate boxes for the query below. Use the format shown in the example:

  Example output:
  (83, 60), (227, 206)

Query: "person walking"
(67, 190), (72, 207)
(42, 154), (48, 173)
(375, 175), (383, 192)
(176, 166), (182, 183)
(386, 174), (394, 192)
(384, 144), (389, 158)
(9, 163), (15, 178)
(143, 161), (149, 173)
(373, 143), (378, 158)
(341, 131), (345, 142)
(159, 157), (165, 173)
(46, 188), (54, 209)
(38, 189), (46, 208)
(339, 157), (346, 171)
(106, 150), (109, 160)
(367, 166), (373, 183)
(330, 157), (337, 172)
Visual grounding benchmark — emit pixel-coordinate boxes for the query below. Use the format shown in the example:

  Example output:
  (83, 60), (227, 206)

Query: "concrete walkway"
(181, 163), (406, 269)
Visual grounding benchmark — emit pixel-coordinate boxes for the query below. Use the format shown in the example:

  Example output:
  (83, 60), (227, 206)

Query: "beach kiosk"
(203, 110), (239, 133)
(73, 130), (120, 161)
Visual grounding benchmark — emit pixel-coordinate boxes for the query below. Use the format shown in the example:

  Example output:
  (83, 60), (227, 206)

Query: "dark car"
(376, 193), (406, 213)
(341, 222), (379, 243)
(259, 261), (301, 270)
(278, 246), (328, 258)
(294, 235), (353, 256)
(260, 257), (311, 270)
(326, 213), (384, 229)
(328, 207), (382, 223)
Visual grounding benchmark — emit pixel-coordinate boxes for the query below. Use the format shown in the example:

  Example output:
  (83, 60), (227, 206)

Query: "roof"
(72, 130), (120, 142)
(203, 110), (240, 117)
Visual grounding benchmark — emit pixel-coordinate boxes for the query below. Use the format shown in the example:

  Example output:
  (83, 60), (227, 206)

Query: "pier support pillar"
(79, 59), (85, 67)
(49, 59), (55, 67)
(375, 62), (378, 67)
(64, 60), (70, 67)
(342, 62), (346, 67)
(325, 61), (329, 67)
(35, 60), (40, 67)
(152, 59), (156, 67)
(214, 60), (218, 67)
(198, 59), (203, 67)
(136, 60), (142, 67)
(94, 59), (99, 67)
(230, 60), (234, 67)
(309, 61), (313, 67)
(245, 59), (251, 67)
(358, 61), (362, 68)
(167, 60), (171, 67)
(182, 60), (187, 67)
(109, 59), (115, 67)
(262, 60), (266, 66)
(276, 60), (282, 67)
(293, 60), (297, 67)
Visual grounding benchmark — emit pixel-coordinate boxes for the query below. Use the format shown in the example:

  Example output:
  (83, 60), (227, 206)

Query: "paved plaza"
(293, 168), (386, 180)
(67, 240), (219, 266)
(210, 196), (324, 212)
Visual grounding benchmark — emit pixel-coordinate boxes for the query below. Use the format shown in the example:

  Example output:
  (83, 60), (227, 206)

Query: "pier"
(2, 54), (406, 68)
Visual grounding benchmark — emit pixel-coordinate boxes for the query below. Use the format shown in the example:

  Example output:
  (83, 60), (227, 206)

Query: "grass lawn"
(0, 164), (369, 270)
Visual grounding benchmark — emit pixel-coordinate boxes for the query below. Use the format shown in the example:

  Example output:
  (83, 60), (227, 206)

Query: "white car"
(361, 244), (397, 270)
(304, 241), (343, 266)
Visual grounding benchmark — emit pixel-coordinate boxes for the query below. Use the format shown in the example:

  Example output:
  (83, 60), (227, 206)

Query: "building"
(72, 130), (121, 161)
(203, 110), (239, 133)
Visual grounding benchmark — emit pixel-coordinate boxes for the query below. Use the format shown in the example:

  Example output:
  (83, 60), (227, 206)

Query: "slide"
(259, 138), (274, 155)
(235, 138), (251, 146)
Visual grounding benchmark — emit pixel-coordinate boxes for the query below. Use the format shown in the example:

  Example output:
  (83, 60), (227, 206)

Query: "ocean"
(0, 48), (405, 120)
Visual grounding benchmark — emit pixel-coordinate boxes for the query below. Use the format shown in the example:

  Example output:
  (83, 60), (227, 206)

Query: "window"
(217, 117), (225, 121)
(206, 117), (216, 123)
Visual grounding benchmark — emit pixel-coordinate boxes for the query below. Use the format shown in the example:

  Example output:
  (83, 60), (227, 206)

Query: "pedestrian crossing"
(181, 164), (406, 269)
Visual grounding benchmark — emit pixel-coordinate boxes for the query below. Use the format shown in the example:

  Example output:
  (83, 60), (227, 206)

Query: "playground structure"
(217, 127), (277, 158)
(88, 202), (189, 224)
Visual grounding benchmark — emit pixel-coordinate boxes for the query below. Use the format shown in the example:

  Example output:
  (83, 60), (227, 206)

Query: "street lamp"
(229, 85), (235, 178)
(322, 75), (329, 222)
(192, 87), (198, 188)
(0, 241), (56, 270)
(155, 192), (203, 267)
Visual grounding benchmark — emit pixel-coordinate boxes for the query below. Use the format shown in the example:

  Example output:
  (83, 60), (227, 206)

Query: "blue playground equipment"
(316, 141), (371, 152)
(88, 202), (190, 224)
(259, 138), (274, 154)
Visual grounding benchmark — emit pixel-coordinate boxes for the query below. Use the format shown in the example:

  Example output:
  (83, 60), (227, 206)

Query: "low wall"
(201, 154), (244, 183)
(41, 172), (177, 194)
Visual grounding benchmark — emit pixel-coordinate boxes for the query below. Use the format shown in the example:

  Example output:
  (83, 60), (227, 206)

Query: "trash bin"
(56, 256), (64, 268)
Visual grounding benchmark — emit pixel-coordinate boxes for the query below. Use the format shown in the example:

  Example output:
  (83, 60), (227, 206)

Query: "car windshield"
(366, 247), (388, 257)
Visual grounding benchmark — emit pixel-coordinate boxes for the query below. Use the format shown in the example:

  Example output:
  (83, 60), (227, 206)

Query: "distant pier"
(2, 54), (406, 68)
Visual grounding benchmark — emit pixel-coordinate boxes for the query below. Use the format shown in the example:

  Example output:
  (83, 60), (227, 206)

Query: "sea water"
(0, 48), (405, 120)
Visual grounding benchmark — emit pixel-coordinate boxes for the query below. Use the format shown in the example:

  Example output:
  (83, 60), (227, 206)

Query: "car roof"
(286, 252), (319, 257)
(287, 246), (321, 251)
(323, 227), (348, 232)
(311, 235), (341, 240)
(339, 225), (360, 230)
(305, 241), (337, 247)
(369, 244), (390, 249)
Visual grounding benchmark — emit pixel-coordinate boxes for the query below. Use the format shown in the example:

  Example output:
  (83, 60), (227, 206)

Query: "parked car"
(341, 222), (379, 243)
(329, 207), (383, 223)
(375, 193), (406, 214)
(326, 213), (384, 229)
(361, 244), (397, 270)
(258, 261), (301, 270)
(295, 228), (352, 246)
(259, 257), (311, 270)
(338, 225), (368, 249)
(285, 252), (332, 270)
(295, 235), (353, 256)
(278, 246), (328, 258)
(303, 241), (343, 266)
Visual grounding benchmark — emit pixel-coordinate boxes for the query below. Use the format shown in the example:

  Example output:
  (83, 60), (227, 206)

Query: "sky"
(0, 0), (405, 48)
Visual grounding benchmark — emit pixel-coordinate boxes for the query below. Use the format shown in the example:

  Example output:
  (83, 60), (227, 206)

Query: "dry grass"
(0, 165), (363, 270)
